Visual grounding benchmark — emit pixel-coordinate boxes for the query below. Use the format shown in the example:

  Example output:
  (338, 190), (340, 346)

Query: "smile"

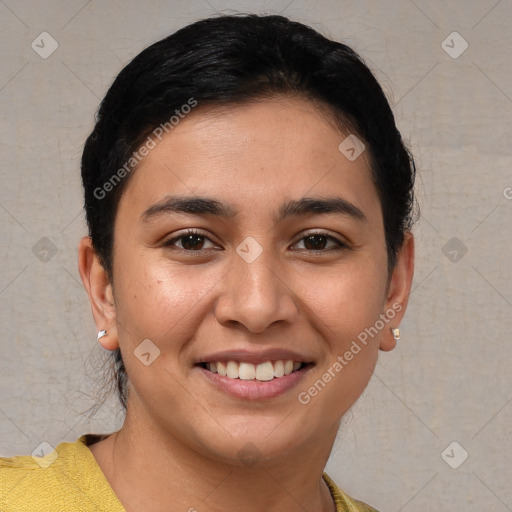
(201, 360), (306, 381)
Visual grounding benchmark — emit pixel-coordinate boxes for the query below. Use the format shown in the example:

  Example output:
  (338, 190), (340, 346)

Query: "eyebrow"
(141, 195), (367, 224)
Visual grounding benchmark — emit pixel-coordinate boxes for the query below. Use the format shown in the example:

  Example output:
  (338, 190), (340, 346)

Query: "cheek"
(292, 257), (386, 409)
(112, 257), (216, 401)
(113, 253), (219, 346)
(296, 272), (384, 422)
(294, 258), (388, 343)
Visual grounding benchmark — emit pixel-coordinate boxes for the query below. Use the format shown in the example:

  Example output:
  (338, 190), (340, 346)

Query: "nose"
(214, 246), (299, 333)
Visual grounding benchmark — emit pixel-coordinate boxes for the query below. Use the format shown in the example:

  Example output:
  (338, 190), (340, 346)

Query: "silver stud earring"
(391, 328), (400, 341)
(97, 330), (108, 341)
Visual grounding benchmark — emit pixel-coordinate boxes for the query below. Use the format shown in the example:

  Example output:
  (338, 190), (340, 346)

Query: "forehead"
(119, 96), (380, 223)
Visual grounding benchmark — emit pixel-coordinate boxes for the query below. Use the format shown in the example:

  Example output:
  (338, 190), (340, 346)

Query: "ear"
(379, 231), (415, 352)
(78, 236), (119, 351)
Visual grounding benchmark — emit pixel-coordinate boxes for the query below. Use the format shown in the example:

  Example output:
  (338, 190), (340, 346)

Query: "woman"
(0, 14), (415, 512)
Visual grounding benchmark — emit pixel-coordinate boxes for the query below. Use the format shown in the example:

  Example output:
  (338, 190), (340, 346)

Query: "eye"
(291, 232), (347, 252)
(162, 230), (347, 253)
(162, 229), (218, 251)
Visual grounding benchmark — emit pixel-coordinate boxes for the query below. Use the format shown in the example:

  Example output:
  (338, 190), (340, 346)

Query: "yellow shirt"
(0, 435), (379, 511)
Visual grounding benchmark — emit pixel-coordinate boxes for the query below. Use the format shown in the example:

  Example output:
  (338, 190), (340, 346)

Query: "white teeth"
(273, 360), (285, 377)
(226, 361), (239, 379)
(255, 361), (274, 381)
(238, 362), (256, 380)
(216, 361), (227, 376)
(205, 359), (304, 381)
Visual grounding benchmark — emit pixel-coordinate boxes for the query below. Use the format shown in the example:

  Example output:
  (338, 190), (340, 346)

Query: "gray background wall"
(1, 1), (511, 510)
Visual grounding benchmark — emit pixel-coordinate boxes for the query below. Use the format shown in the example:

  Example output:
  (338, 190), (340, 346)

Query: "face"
(100, 96), (411, 464)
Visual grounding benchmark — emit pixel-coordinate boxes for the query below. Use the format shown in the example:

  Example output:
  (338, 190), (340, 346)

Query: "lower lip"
(196, 364), (313, 400)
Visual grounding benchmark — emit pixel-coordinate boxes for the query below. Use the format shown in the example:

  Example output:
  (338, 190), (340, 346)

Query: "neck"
(90, 407), (338, 512)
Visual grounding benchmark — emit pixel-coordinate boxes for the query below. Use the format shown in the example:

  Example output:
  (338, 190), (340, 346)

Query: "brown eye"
(180, 233), (206, 250)
(292, 233), (345, 252)
(304, 235), (328, 250)
(163, 230), (217, 251)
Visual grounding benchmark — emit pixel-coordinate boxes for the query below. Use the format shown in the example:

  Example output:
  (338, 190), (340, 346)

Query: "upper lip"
(196, 348), (314, 365)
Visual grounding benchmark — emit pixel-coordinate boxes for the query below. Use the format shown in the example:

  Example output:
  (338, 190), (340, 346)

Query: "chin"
(192, 413), (321, 468)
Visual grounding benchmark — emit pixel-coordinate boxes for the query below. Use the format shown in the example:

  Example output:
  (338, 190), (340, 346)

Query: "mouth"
(194, 346), (317, 400)
(198, 359), (310, 381)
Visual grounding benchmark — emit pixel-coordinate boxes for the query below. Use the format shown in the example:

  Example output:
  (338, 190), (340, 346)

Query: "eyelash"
(162, 229), (347, 253)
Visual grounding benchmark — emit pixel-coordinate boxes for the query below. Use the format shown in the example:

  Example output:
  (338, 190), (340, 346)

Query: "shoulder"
(323, 472), (380, 512)
(0, 435), (124, 512)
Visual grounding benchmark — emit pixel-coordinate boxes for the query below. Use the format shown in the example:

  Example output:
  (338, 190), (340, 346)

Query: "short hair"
(81, 14), (417, 409)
